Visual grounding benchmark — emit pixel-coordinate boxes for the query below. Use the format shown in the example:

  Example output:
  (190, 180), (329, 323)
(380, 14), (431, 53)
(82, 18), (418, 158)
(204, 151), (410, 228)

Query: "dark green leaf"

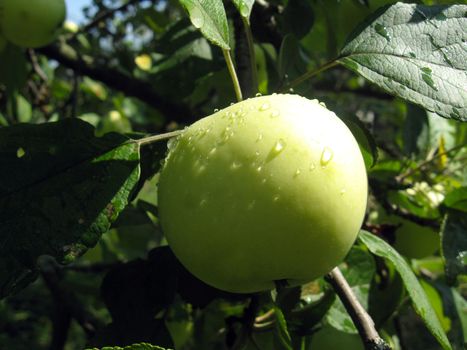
(442, 187), (467, 213)
(178, 0), (230, 49)
(359, 230), (452, 350)
(0, 119), (140, 298)
(441, 211), (467, 284)
(281, 0), (314, 39)
(339, 3), (467, 121)
(402, 104), (430, 156)
(0, 44), (28, 95)
(340, 114), (378, 169)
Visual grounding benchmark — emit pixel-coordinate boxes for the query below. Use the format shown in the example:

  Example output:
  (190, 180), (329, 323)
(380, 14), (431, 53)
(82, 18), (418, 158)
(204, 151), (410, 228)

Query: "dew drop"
(340, 189), (346, 196)
(256, 133), (263, 142)
(374, 23), (391, 41)
(261, 178), (267, 184)
(16, 147), (25, 158)
(255, 150), (260, 157)
(273, 195), (280, 202)
(213, 108), (219, 112)
(273, 139), (286, 153)
(200, 198), (207, 207)
(309, 162), (316, 171)
(320, 147), (334, 167)
(319, 101), (327, 108)
(270, 110), (280, 118)
(167, 137), (178, 151)
(294, 168), (301, 177)
(259, 102), (271, 111)
(209, 147), (217, 155)
(255, 92), (262, 97)
(231, 161), (242, 170)
(256, 165), (263, 172)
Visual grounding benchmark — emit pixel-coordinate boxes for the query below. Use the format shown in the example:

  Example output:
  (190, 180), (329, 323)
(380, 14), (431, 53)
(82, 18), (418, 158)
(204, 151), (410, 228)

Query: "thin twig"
(27, 48), (49, 82)
(326, 267), (391, 350)
(69, 0), (142, 40)
(396, 143), (466, 183)
(281, 60), (339, 92)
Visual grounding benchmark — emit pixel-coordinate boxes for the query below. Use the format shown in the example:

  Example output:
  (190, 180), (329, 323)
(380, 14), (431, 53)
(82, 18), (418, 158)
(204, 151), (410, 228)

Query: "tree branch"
(37, 43), (196, 123)
(326, 267), (391, 350)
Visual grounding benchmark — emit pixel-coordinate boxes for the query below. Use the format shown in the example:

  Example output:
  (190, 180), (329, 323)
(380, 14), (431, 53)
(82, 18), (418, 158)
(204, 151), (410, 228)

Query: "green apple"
(0, 0), (66, 48)
(310, 326), (363, 350)
(393, 220), (439, 259)
(158, 94), (368, 293)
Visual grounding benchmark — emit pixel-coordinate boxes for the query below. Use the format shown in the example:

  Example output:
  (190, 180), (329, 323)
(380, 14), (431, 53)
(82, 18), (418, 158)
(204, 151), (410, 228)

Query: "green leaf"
(338, 3), (467, 121)
(0, 119), (140, 298)
(358, 230), (452, 350)
(178, 0), (230, 49)
(273, 306), (293, 350)
(442, 187), (467, 213)
(441, 211), (467, 284)
(232, 0), (255, 22)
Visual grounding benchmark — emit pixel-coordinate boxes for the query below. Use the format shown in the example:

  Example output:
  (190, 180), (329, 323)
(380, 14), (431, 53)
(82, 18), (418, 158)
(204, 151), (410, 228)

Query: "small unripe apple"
(0, 0), (66, 48)
(158, 94), (368, 293)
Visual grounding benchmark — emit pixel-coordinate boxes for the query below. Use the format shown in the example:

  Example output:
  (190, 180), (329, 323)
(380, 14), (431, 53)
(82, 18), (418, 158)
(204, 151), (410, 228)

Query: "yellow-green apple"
(158, 94), (368, 293)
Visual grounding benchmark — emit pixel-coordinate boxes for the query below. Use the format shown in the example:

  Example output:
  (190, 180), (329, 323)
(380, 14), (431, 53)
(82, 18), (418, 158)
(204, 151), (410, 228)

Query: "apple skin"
(0, 0), (66, 48)
(158, 94), (368, 293)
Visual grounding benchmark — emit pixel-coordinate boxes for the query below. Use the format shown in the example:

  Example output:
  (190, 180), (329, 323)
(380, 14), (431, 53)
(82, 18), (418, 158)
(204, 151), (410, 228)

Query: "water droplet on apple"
(273, 139), (286, 153)
(256, 165), (263, 172)
(209, 147), (217, 155)
(270, 110), (280, 118)
(294, 168), (301, 177)
(231, 161), (242, 170)
(309, 162), (316, 171)
(255, 92), (262, 97)
(256, 133), (263, 142)
(273, 195), (280, 202)
(340, 189), (346, 195)
(319, 101), (327, 108)
(320, 147), (334, 167)
(259, 102), (270, 111)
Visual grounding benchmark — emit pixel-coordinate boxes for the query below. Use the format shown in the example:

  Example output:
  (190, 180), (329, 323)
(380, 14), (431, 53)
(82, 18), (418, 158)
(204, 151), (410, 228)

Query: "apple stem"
(326, 267), (391, 350)
(223, 49), (244, 102)
(136, 130), (183, 147)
